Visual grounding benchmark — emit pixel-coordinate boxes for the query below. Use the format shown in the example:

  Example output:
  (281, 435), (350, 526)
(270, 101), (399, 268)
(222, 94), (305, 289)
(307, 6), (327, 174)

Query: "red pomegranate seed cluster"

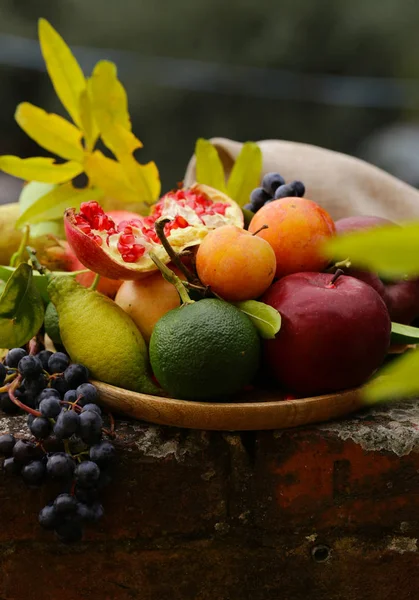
(75, 192), (229, 263)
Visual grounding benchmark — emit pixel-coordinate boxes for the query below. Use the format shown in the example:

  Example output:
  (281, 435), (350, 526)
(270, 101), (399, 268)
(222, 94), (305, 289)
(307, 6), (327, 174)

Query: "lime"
(149, 299), (261, 400)
(44, 301), (62, 346)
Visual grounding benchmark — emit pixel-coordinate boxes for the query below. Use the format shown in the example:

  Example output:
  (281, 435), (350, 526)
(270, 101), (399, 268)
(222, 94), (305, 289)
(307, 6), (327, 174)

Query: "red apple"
(335, 215), (419, 325)
(261, 271), (391, 396)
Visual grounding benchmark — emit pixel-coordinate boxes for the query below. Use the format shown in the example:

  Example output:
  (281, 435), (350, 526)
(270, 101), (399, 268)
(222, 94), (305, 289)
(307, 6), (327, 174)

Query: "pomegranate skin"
(64, 208), (156, 281)
(261, 272), (391, 396)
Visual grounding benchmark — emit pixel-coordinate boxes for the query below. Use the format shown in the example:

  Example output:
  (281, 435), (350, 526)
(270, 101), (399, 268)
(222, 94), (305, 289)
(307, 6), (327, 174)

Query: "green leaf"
(363, 347), (419, 403)
(234, 300), (281, 339)
(322, 222), (419, 279)
(195, 139), (227, 193)
(0, 265), (76, 304)
(227, 142), (262, 207)
(391, 322), (419, 345)
(0, 263), (44, 348)
(15, 183), (103, 228)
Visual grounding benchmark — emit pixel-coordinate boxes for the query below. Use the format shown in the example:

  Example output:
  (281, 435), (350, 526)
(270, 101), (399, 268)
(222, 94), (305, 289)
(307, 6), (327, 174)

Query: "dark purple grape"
(23, 375), (47, 401)
(18, 355), (43, 379)
(13, 440), (36, 464)
(64, 364), (89, 389)
(90, 503), (104, 522)
(0, 433), (16, 456)
(21, 460), (46, 486)
(82, 404), (102, 416)
(48, 352), (70, 374)
(76, 383), (98, 404)
(54, 493), (78, 515)
(53, 410), (80, 439)
(5, 348), (27, 368)
(50, 375), (70, 396)
(0, 392), (20, 415)
(250, 187), (271, 212)
(27, 414), (35, 428)
(37, 388), (61, 403)
(39, 504), (60, 530)
(290, 180), (305, 197)
(55, 519), (83, 543)
(262, 172), (286, 196)
(37, 350), (53, 371)
(89, 441), (115, 468)
(75, 461), (101, 488)
(273, 181), (305, 200)
(0, 362), (6, 386)
(46, 452), (75, 480)
(63, 389), (78, 405)
(3, 456), (21, 474)
(29, 417), (51, 440)
(79, 411), (103, 444)
(76, 502), (103, 523)
(39, 397), (61, 419)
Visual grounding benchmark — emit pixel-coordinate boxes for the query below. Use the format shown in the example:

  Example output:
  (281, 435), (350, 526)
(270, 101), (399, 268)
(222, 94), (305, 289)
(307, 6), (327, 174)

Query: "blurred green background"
(1, 0), (419, 200)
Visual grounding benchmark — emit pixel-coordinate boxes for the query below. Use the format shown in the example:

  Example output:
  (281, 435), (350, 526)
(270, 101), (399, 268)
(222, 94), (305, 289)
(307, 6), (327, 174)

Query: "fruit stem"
(252, 224), (269, 236)
(9, 225), (31, 268)
(25, 247), (52, 281)
(328, 268), (345, 288)
(89, 273), (101, 290)
(154, 219), (200, 284)
(8, 375), (42, 417)
(149, 251), (194, 305)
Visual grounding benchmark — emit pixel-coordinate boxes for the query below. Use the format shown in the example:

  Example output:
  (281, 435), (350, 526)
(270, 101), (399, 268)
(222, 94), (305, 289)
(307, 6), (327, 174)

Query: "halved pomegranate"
(64, 184), (244, 280)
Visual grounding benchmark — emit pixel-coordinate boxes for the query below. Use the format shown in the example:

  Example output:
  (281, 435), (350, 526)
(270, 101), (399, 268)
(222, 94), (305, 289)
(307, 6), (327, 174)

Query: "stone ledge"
(0, 399), (419, 599)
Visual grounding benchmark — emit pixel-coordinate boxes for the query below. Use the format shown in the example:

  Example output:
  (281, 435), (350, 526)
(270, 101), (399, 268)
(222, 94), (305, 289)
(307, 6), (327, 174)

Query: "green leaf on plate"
(391, 322), (419, 345)
(363, 346), (419, 403)
(322, 221), (419, 279)
(226, 142), (262, 207)
(234, 300), (281, 339)
(195, 138), (227, 193)
(0, 265), (73, 304)
(0, 263), (44, 348)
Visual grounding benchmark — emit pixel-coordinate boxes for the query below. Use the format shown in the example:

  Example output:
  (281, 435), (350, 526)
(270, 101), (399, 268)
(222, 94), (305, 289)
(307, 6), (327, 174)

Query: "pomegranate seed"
(120, 233), (135, 245)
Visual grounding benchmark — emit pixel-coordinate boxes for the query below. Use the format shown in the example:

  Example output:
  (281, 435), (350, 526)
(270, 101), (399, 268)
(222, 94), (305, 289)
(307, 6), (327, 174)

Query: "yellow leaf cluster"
(0, 19), (160, 226)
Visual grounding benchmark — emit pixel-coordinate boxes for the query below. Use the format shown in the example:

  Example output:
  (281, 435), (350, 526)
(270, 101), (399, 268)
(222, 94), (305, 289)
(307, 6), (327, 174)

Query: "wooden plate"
(93, 380), (366, 431)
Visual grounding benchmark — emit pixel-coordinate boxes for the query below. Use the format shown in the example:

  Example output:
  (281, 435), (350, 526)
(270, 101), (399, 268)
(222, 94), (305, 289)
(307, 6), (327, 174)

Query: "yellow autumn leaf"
(120, 154), (161, 207)
(0, 156), (83, 184)
(15, 182), (103, 228)
(38, 19), (86, 127)
(16, 103), (84, 162)
(79, 89), (99, 152)
(89, 61), (142, 156)
(84, 151), (140, 206)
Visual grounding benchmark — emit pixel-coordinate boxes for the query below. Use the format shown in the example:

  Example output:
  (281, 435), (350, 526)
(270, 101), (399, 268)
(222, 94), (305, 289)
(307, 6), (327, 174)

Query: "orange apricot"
(248, 198), (336, 278)
(195, 224), (276, 301)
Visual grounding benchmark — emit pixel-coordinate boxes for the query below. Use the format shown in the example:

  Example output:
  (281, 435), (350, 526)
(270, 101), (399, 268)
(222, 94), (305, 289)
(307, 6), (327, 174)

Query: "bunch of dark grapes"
(244, 172), (306, 214)
(0, 346), (116, 543)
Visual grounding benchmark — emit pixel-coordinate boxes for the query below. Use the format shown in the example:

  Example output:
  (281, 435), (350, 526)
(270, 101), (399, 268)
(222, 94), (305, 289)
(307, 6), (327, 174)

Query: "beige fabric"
(183, 137), (419, 221)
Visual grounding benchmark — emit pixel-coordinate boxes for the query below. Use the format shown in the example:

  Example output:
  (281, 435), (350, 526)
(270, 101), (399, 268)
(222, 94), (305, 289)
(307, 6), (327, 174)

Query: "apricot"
(248, 198), (335, 278)
(195, 225), (276, 301)
(114, 265), (182, 343)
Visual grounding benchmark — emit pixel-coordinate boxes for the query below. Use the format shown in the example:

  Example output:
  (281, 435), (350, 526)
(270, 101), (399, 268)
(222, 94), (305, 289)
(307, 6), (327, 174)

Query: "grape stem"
(8, 375), (42, 417)
(149, 251), (193, 306)
(28, 337), (40, 356)
(154, 219), (200, 284)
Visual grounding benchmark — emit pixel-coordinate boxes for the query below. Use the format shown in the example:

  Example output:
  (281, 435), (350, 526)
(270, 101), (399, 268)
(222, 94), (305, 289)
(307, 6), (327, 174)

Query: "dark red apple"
(262, 272), (391, 396)
(335, 215), (419, 325)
